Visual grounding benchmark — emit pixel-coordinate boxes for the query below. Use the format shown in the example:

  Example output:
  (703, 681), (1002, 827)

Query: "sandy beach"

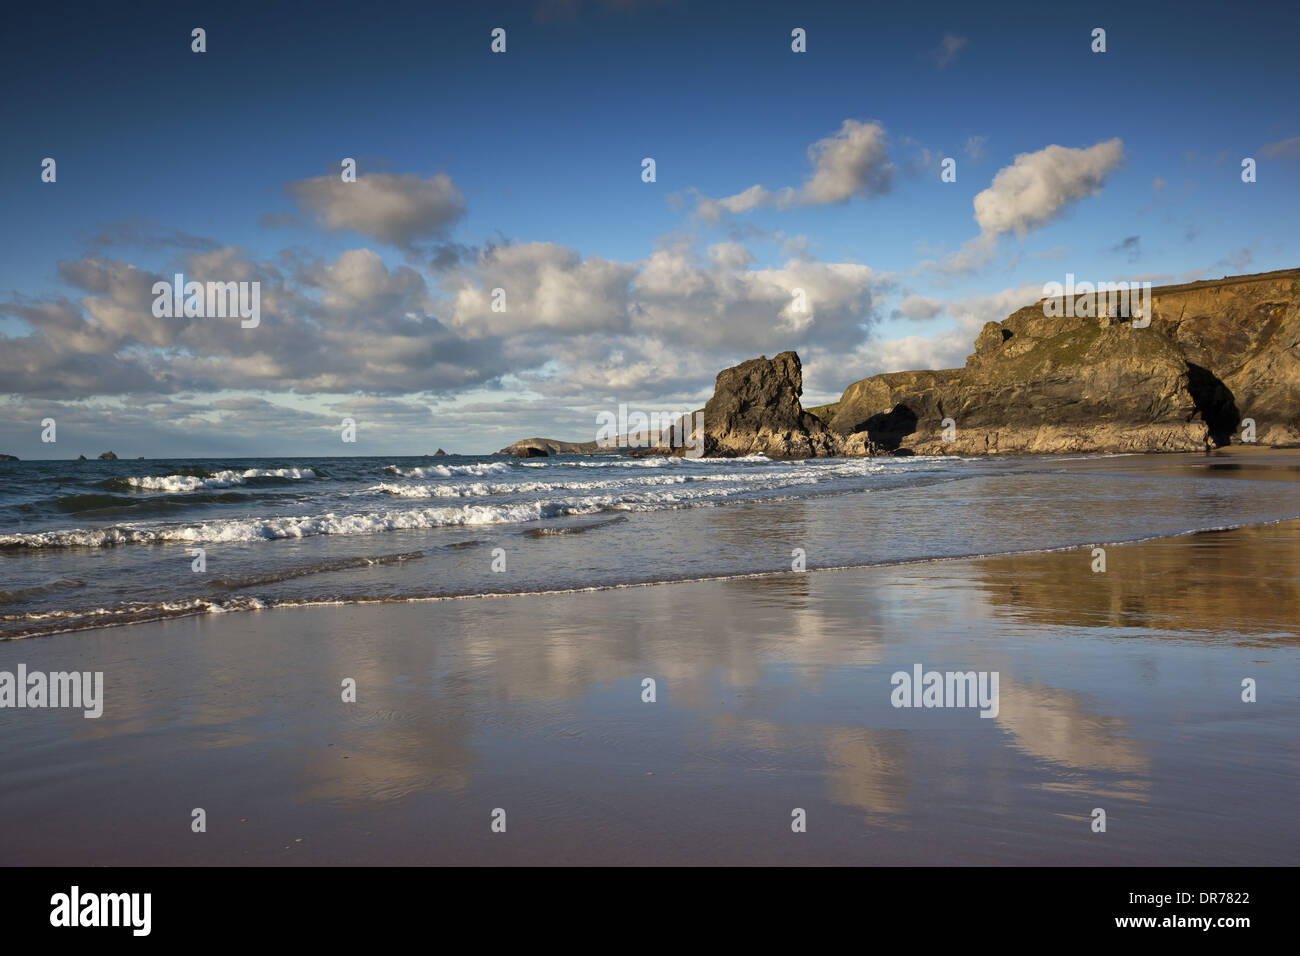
(1, 451), (1296, 866)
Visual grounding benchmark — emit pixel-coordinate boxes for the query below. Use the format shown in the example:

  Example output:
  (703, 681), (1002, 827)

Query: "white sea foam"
(0, 483), (799, 549)
(385, 462), (512, 479)
(126, 468), (316, 492)
(1, 456), (968, 550)
(362, 463), (890, 499)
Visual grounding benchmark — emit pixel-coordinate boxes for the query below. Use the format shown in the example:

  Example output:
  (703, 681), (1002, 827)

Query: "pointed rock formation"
(700, 351), (845, 459)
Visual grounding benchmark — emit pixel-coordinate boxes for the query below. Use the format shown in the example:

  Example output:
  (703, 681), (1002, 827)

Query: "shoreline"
(2, 447), (1300, 642)
(1, 481), (1296, 863)
(8, 508), (1300, 645)
(4, 447), (1298, 644)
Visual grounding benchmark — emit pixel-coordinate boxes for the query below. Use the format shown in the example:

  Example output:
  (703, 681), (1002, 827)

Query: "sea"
(3, 452), (1299, 640)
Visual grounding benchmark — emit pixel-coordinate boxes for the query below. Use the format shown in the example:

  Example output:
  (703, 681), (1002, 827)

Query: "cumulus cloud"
(384, 235), (889, 410)
(0, 246), (509, 399)
(805, 283), (1042, 393)
(1, 233), (888, 419)
(442, 242), (637, 336)
(972, 139), (1125, 239)
(891, 294), (945, 321)
(308, 248), (430, 310)
(706, 241), (756, 269)
(284, 172), (466, 247)
(696, 120), (894, 221)
(802, 121), (895, 203)
(924, 139), (1125, 276)
(632, 246), (877, 348)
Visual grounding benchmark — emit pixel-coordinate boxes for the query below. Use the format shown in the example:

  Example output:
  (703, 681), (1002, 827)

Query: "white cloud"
(443, 242), (636, 336)
(973, 139), (1125, 239)
(706, 241), (757, 269)
(0, 247), (509, 398)
(286, 172), (466, 247)
(2, 193), (896, 449)
(801, 120), (894, 204)
(925, 139), (1125, 276)
(807, 283), (1043, 390)
(892, 294), (945, 321)
(697, 120), (894, 220)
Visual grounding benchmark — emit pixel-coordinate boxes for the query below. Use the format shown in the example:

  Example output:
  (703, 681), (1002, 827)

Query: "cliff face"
(1144, 271), (1300, 446)
(907, 307), (1207, 454)
(829, 369), (962, 449)
(832, 268), (1300, 455)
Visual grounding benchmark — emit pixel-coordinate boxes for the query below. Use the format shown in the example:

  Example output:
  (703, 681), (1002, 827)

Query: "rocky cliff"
(828, 268), (1300, 455)
(1143, 270), (1300, 446)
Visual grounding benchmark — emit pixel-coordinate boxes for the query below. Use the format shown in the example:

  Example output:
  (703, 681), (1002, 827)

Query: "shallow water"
(3, 452), (1299, 639)
(0, 517), (1295, 865)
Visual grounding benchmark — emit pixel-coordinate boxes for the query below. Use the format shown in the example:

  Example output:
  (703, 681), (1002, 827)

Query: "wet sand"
(1, 450), (1297, 865)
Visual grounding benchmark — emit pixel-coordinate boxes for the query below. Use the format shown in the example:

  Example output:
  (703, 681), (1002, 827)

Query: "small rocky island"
(498, 437), (613, 458)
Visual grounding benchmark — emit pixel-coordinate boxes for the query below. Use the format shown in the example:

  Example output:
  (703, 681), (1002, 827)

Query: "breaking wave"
(106, 468), (318, 493)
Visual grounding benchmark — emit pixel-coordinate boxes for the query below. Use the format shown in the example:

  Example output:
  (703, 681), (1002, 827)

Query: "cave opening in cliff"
(1185, 363), (1241, 447)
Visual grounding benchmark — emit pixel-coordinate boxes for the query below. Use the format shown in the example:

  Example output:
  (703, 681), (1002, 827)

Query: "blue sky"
(2, 0), (1297, 457)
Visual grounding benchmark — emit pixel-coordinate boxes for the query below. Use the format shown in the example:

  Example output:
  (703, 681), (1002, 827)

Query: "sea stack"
(698, 351), (843, 459)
